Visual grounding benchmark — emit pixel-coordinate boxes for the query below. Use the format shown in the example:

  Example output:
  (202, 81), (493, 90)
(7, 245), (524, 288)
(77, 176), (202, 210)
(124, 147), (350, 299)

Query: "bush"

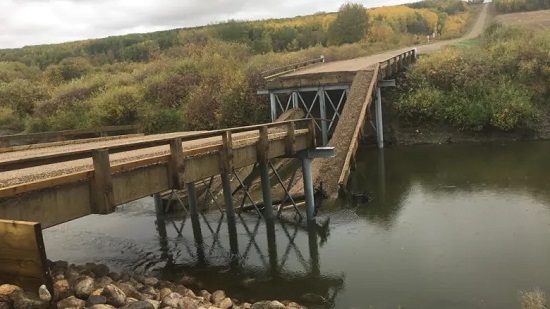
(89, 86), (143, 125)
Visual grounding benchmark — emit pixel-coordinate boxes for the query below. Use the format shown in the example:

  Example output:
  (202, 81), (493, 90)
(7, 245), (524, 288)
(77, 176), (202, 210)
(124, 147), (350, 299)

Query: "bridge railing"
(337, 49), (417, 194)
(0, 119), (316, 225)
(0, 125), (141, 148)
(262, 56), (325, 80)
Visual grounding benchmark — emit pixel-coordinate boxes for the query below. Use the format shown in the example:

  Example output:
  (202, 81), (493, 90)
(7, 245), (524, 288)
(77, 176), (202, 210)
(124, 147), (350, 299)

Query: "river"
(43, 140), (550, 308)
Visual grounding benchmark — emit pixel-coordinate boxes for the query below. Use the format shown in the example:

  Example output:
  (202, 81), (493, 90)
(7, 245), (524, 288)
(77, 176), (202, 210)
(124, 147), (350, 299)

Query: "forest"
(0, 0), (477, 134)
(493, 0), (550, 13)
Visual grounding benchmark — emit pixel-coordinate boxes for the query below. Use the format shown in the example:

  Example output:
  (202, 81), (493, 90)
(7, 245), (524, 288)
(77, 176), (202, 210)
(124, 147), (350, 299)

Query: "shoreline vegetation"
(0, 0), (478, 135)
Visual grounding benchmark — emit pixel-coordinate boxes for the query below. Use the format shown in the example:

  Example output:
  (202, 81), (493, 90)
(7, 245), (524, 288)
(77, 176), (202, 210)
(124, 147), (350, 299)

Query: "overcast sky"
(0, 0), (415, 49)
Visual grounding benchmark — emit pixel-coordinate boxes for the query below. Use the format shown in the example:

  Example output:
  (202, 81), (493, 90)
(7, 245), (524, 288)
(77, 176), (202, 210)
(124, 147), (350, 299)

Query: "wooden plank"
(285, 122), (296, 155)
(169, 138), (185, 189)
(257, 126), (269, 163)
(338, 64), (380, 188)
(91, 149), (115, 214)
(0, 220), (52, 293)
(0, 134), (144, 154)
(220, 131), (234, 173)
(0, 171), (92, 199)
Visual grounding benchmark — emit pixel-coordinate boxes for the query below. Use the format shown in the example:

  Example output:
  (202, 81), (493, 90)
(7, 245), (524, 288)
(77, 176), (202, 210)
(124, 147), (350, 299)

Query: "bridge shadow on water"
(149, 209), (343, 308)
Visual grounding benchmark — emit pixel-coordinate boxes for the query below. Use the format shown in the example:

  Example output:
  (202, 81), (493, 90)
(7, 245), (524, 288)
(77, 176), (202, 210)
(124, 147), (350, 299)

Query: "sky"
(0, 0), (415, 49)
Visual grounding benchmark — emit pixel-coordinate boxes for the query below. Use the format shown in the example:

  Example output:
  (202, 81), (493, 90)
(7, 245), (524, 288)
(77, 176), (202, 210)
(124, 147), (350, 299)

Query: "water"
(43, 141), (550, 308)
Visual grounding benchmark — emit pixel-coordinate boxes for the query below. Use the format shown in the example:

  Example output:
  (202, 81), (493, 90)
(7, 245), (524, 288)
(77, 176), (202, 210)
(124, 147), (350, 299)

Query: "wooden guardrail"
(0, 125), (141, 147)
(337, 49), (416, 193)
(0, 119), (316, 228)
(263, 56), (325, 80)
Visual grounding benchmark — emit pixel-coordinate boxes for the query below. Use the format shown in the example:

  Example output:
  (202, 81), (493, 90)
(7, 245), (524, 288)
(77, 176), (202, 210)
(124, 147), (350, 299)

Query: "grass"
(520, 288), (548, 309)
(451, 38), (481, 48)
(495, 10), (550, 31)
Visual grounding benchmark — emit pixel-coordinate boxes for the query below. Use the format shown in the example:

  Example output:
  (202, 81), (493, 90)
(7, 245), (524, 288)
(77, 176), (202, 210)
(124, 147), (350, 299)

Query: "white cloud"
(0, 0), (414, 49)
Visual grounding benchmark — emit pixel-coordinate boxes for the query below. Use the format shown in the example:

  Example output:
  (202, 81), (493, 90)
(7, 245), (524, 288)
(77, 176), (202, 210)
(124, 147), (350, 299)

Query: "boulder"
(139, 286), (158, 300)
(0, 284), (22, 302)
(37, 285), (51, 302)
(57, 296), (85, 309)
(101, 284), (127, 308)
(210, 291), (225, 305)
(75, 276), (95, 299)
(95, 277), (114, 289)
(91, 305), (116, 309)
(145, 299), (160, 309)
(13, 292), (48, 309)
(179, 297), (198, 309)
(198, 291), (210, 303)
(160, 293), (184, 308)
(250, 301), (285, 309)
(159, 289), (172, 301)
(143, 278), (159, 287)
(219, 298), (233, 309)
(116, 283), (144, 301)
(179, 276), (196, 287)
(53, 280), (73, 301)
(121, 301), (154, 309)
(91, 264), (110, 278)
(86, 295), (107, 307)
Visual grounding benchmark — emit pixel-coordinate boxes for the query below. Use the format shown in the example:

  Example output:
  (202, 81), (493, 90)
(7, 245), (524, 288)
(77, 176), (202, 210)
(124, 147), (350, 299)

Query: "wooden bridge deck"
(0, 119), (315, 228)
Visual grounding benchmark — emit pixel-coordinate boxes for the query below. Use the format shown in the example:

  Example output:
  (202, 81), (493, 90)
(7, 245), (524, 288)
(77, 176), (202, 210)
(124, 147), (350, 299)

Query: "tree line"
(0, 0), (479, 134)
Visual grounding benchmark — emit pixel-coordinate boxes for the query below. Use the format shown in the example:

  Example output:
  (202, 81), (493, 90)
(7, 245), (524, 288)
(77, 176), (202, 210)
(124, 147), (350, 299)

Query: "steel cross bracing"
(267, 85), (350, 146)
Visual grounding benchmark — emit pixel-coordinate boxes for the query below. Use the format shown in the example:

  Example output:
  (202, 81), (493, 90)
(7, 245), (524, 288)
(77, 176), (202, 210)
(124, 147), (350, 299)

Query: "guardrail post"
(257, 126), (274, 219)
(221, 131), (235, 218)
(285, 121), (296, 156)
(308, 118), (317, 148)
(375, 87), (384, 149)
(169, 138), (185, 189)
(92, 149), (115, 214)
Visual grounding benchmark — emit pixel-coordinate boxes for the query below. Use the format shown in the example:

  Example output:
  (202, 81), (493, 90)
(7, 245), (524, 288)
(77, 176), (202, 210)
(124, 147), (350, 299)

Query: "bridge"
(0, 1), (489, 292)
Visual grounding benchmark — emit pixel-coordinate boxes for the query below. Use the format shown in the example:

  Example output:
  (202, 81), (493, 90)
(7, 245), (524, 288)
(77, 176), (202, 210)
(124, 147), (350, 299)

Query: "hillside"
(0, 0), (480, 134)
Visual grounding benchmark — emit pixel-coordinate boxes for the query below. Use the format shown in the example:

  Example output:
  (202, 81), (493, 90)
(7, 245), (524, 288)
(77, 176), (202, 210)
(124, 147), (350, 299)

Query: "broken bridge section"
(259, 49), (417, 197)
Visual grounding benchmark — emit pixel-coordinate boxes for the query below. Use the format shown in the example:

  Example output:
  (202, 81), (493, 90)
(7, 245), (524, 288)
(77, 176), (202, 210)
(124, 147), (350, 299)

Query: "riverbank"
(0, 261), (305, 309)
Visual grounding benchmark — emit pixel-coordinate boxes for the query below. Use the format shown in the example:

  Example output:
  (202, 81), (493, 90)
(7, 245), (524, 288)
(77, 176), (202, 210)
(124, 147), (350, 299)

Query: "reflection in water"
(44, 141), (550, 308)
(150, 210), (343, 308)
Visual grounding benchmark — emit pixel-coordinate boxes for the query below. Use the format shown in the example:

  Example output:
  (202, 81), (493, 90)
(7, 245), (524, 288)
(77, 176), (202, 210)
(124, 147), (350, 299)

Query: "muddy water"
(43, 141), (550, 308)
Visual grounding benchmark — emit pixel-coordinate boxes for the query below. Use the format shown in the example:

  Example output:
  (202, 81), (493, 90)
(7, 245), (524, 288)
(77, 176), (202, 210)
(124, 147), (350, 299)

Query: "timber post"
(91, 149), (115, 214)
(169, 138), (185, 189)
(257, 126), (274, 219)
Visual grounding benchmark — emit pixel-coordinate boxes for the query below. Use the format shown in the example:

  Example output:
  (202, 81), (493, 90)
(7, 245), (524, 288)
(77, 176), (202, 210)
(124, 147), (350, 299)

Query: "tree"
(327, 3), (369, 45)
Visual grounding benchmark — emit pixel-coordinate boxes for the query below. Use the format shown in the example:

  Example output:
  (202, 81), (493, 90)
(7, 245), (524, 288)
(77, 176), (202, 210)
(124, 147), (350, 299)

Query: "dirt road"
(283, 2), (490, 76)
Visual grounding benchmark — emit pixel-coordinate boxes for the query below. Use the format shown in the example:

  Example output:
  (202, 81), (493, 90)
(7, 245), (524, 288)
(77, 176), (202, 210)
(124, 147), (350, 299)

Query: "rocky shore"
(0, 261), (305, 309)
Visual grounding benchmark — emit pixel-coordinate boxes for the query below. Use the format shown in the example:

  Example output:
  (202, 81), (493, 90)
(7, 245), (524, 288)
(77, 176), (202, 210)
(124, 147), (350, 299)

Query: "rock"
(158, 282), (175, 290)
(13, 292), (48, 309)
(139, 286), (157, 299)
(116, 283), (144, 301)
(179, 297), (198, 309)
(184, 290), (196, 298)
(86, 295), (107, 307)
(127, 298), (139, 303)
(91, 305), (116, 309)
(91, 289), (104, 297)
(159, 289), (172, 301)
(101, 284), (127, 308)
(242, 303), (251, 309)
(64, 269), (80, 281)
(210, 291), (225, 305)
(57, 296), (85, 309)
(160, 293), (184, 308)
(198, 291), (210, 303)
(75, 276), (95, 299)
(121, 301), (154, 309)
(143, 278), (159, 287)
(53, 280), (73, 301)
(0, 301), (13, 309)
(108, 272), (121, 282)
(95, 277), (114, 289)
(219, 298), (233, 309)
(172, 286), (187, 297)
(285, 302), (302, 309)
(0, 284), (22, 302)
(179, 276), (196, 287)
(250, 301), (285, 309)
(145, 300), (160, 309)
(38, 285), (51, 302)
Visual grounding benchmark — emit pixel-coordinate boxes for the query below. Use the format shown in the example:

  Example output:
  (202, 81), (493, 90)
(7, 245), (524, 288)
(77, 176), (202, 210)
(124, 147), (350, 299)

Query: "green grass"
(451, 38), (481, 48)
